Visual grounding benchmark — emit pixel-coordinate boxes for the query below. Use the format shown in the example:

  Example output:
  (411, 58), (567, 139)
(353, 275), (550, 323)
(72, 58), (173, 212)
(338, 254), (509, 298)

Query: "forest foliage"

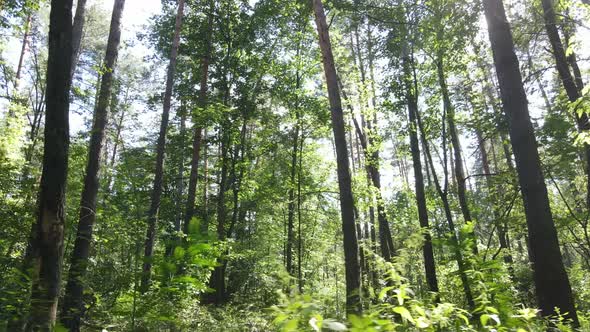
(1, 0), (590, 330)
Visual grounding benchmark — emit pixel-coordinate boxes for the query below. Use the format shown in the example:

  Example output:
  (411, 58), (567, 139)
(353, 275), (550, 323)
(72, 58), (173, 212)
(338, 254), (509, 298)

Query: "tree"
(26, 0), (74, 328)
(60, 0), (125, 329)
(483, 0), (579, 325)
(71, 0), (88, 80)
(402, 43), (439, 296)
(312, 0), (361, 315)
(540, 0), (590, 210)
(184, 0), (214, 236)
(141, 0), (185, 292)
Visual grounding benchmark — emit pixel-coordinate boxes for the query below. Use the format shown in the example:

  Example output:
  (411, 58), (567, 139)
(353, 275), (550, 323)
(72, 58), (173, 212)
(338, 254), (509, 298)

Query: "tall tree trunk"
(562, 28), (584, 94)
(205, 126), (230, 304)
(228, 118), (247, 239)
(70, 0), (87, 81)
(352, 22), (394, 261)
(313, 0), (361, 314)
(14, 14), (31, 92)
(297, 133), (304, 292)
(26, 0), (74, 328)
(476, 130), (514, 271)
(202, 128), (209, 230)
(402, 46), (439, 296)
(435, 57), (477, 255)
(349, 115), (393, 261)
(141, 0), (185, 292)
(541, 0), (590, 210)
(60, 1), (124, 329)
(526, 52), (552, 113)
(166, 104), (186, 258)
(286, 110), (299, 276)
(416, 103), (475, 309)
(287, 58), (302, 276)
(185, 0), (214, 235)
(483, 0), (579, 325)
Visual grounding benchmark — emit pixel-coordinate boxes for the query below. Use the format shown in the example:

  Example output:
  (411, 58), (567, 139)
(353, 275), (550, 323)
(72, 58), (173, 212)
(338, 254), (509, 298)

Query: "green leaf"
(457, 313), (470, 325)
(283, 319), (299, 331)
(378, 286), (394, 301)
(480, 313), (499, 326)
(393, 306), (414, 324)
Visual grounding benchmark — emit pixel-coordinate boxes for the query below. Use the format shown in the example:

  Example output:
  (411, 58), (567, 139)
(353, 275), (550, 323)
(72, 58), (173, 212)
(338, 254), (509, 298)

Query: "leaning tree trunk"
(141, 0), (185, 292)
(313, 0), (361, 315)
(541, 0), (590, 210)
(14, 14), (31, 92)
(402, 46), (439, 296)
(483, 0), (579, 325)
(60, 1), (124, 329)
(26, 0), (74, 329)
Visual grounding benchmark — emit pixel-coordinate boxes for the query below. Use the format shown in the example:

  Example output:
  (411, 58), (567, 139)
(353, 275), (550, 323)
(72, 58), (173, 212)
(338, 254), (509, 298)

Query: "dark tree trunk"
(541, 0), (590, 210)
(60, 1), (124, 329)
(70, 0), (87, 80)
(26, 0), (74, 328)
(483, 0), (579, 325)
(313, 0), (361, 315)
(185, 0), (214, 235)
(141, 0), (185, 292)
(402, 47), (439, 295)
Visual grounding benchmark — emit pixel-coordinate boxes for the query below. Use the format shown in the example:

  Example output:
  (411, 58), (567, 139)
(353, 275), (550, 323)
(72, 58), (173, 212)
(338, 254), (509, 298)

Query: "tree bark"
(435, 57), (477, 255)
(352, 23), (394, 261)
(14, 14), (31, 92)
(60, 1), (124, 329)
(402, 46), (439, 295)
(313, 0), (361, 314)
(476, 130), (514, 272)
(286, 104), (299, 276)
(202, 128), (209, 229)
(185, 0), (214, 236)
(165, 104), (186, 258)
(70, 0), (87, 81)
(205, 126), (230, 304)
(141, 0), (185, 292)
(287, 54), (303, 275)
(416, 102), (474, 309)
(26, 0), (74, 328)
(297, 132), (304, 292)
(541, 0), (590, 211)
(483, 0), (579, 325)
